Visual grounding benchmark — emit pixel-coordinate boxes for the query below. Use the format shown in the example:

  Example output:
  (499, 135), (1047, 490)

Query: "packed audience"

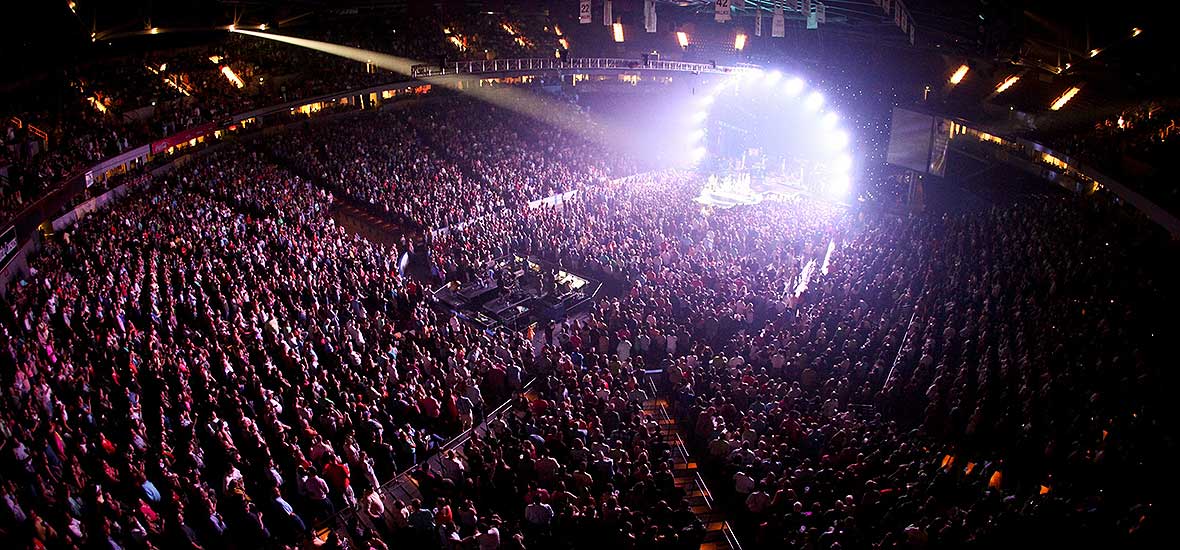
(2, 88), (1172, 550)
(0, 147), (533, 549)
(1, 11), (557, 226)
(273, 95), (628, 232)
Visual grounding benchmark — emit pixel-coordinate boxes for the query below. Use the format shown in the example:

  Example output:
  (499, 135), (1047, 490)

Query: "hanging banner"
(895, 0), (904, 27)
(772, 7), (785, 37)
(755, 8), (763, 36)
(645, 0), (657, 33)
(715, 0), (732, 22)
(0, 226), (18, 272)
(882, 0), (892, 15)
(909, 23), (915, 45)
(817, 2), (826, 24)
(580, 0), (592, 24)
(604, 0), (612, 26)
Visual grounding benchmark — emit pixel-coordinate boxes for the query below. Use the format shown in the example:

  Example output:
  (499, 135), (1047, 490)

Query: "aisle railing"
(643, 372), (743, 550)
(314, 378), (536, 545)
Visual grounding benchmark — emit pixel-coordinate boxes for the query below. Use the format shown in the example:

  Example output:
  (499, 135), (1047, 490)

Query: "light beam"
(230, 29), (613, 144)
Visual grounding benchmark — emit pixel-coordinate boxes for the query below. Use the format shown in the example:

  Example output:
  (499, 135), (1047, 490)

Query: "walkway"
(640, 382), (741, 550)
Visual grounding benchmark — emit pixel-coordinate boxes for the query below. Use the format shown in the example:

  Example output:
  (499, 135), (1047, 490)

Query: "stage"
(432, 255), (602, 330)
(694, 172), (803, 208)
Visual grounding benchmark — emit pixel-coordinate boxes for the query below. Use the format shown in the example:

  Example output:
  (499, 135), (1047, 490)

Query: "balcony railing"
(410, 57), (756, 78)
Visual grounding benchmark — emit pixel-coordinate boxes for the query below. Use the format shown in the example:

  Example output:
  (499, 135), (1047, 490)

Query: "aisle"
(640, 394), (742, 550)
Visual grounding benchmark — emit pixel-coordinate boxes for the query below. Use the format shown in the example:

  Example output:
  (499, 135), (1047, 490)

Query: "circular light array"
(685, 72), (856, 200)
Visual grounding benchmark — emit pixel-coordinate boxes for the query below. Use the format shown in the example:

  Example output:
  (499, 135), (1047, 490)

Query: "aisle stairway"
(640, 391), (742, 550)
(332, 201), (420, 245)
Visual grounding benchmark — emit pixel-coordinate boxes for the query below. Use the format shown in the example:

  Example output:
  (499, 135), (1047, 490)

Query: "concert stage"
(432, 255), (602, 330)
(695, 172), (803, 208)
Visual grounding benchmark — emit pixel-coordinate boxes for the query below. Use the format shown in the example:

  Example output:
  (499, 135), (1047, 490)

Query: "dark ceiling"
(3, 1), (1176, 94)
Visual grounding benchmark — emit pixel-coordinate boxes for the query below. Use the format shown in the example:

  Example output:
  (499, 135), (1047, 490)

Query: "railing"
(314, 377), (536, 546)
(8, 116), (48, 144)
(642, 372), (743, 550)
(410, 57), (757, 78)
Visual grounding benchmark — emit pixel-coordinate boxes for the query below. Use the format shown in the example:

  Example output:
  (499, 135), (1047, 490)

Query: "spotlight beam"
(231, 29), (605, 142)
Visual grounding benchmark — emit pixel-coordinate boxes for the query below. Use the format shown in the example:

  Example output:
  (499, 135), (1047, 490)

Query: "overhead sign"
(716, 0), (731, 22)
(1, 226), (18, 271)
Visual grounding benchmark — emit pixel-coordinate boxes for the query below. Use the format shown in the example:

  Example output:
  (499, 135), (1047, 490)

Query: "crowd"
(2, 83), (1174, 550)
(441, 12), (556, 61)
(429, 166), (1170, 548)
(407, 97), (626, 208)
(1, 11), (556, 227)
(725, 200), (1164, 546)
(1055, 103), (1180, 212)
(273, 96), (629, 233)
(0, 146), (535, 550)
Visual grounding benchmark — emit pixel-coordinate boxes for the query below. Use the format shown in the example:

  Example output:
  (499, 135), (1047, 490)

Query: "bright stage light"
(87, 96), (107, 114)
(691, 111), (708, 123)
(828, 176), (851, 199)
(613, 23), (624, 43)
(740, 69), (763, 82)
(826, 130), (849, 149)
(676, 31), (689, 48)
(220, 66), (245, 88)
(949, 64), (969, 85)
(691, 147), (707, 161)
(765, 70), (782, 85)
(698, 95), (715, 107)
(687, 129), (705, 143)
(784, 77), (805, 96)
(994, 74), (1020, 95)
(821, 112), (838, 128)
(834, 154), (853, 172)
(804, 91), (824, 111)
(734, 33), (747, 52)
(1050, 86), (1081, 110)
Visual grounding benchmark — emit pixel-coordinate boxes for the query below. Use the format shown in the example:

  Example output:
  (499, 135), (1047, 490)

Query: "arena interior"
(1, 1), (1178, 549)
